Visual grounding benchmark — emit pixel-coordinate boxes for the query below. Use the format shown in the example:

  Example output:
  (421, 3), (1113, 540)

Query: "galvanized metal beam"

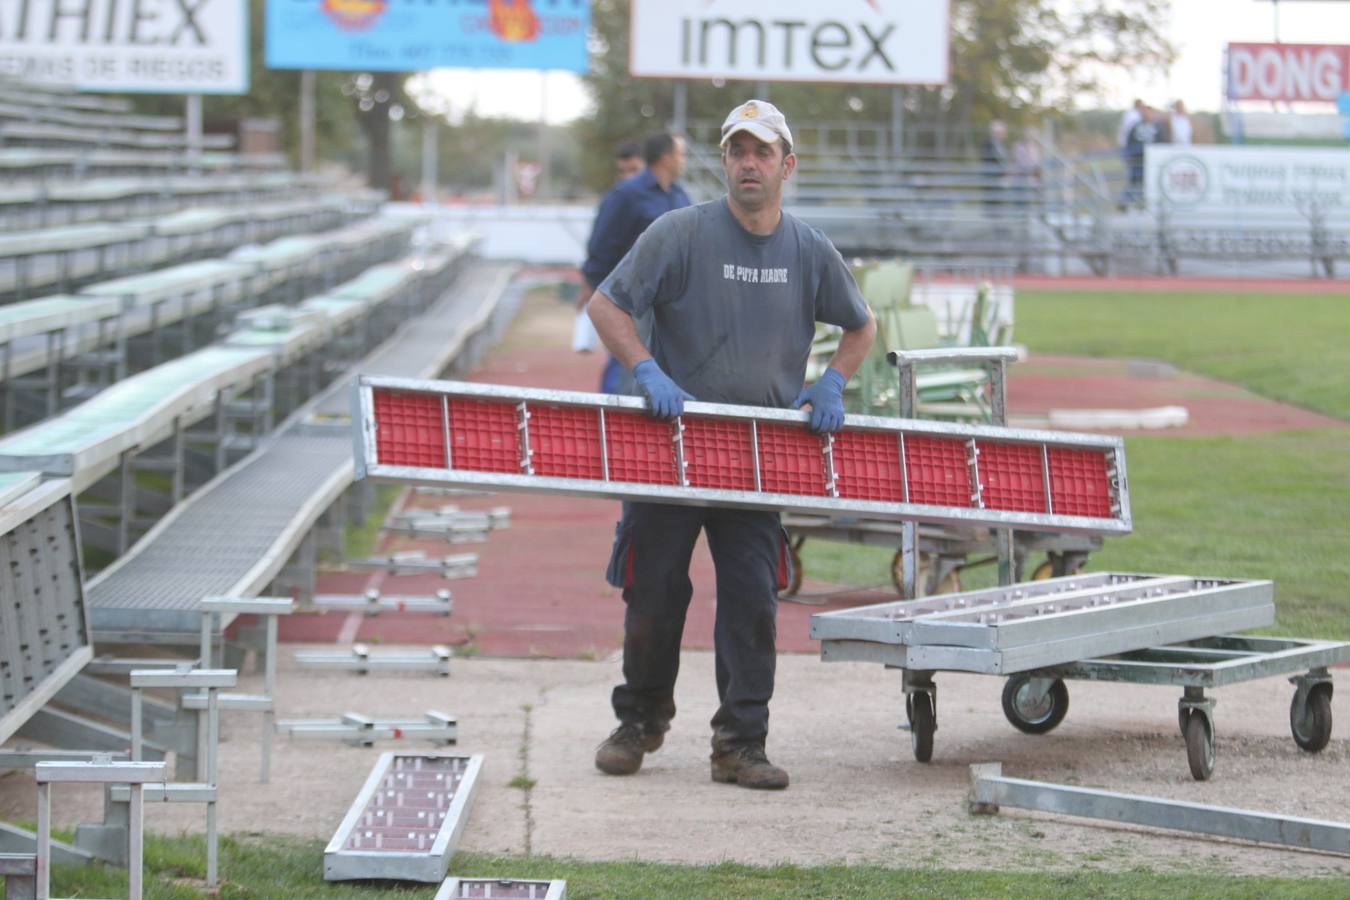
(968, 762), (1350, 856)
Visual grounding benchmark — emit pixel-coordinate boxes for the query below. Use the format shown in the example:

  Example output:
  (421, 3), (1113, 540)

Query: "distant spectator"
(614, 141), (643, 182)
(1118, 98), (1145, 151)
(1124, 106), (1164, 206)
(1170, 100), (1193, 145)
(980, 120), (1010, 214)
(1011, 133), (1042, 211)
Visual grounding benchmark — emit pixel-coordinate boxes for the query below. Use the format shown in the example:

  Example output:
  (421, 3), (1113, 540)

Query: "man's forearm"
(586, 291), (651, 370)
(826, 310), (878, 380)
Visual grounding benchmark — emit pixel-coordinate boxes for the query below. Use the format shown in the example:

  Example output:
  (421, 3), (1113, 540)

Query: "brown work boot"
(595, 723), (659, 775)
(710, 743), (789, 790)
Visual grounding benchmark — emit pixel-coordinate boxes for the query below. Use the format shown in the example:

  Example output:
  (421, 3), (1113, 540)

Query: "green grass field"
(37, 836), (1350, 899)
(801, 289), (1350, 638)
(1014, 290), (1350, 421)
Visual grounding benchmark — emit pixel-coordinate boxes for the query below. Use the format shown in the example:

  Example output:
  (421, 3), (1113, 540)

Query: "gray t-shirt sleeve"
(596, 211), (689, 320)
(810, 229), (871, 331)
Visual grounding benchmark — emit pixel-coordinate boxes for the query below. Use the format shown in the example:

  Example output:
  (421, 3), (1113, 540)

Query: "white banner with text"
(630, 0), (949, 85)
(1146, 145), (1350, 226)
(0, 0), (248, 94)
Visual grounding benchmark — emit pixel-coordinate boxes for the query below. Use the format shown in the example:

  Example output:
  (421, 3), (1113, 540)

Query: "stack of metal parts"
(383, 505), (512, 544)
(810, 573), (1276, 674)
(325, 752), (483, 882)
(277, 711), (457, 746)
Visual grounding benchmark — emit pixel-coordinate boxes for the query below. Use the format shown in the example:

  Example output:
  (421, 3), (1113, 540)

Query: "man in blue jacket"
(580, 132), (690, 394)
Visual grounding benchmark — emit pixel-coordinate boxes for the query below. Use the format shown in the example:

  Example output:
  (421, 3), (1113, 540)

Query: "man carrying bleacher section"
(586, 99), (876, 790)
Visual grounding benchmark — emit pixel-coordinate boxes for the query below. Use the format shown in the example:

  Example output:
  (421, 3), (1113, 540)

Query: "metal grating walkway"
(85, 261), (518, 641)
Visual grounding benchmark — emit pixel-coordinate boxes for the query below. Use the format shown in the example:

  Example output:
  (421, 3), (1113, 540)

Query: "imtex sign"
(630, 0), (948, 86)
(0, 0), (247, 92)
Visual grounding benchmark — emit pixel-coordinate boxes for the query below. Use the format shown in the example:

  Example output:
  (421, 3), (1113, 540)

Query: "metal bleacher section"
(681, 119), (1108, 272)
(83, 253), (515, 645)
(680, 117), (1350, 276)
(0, 84), (520, 850)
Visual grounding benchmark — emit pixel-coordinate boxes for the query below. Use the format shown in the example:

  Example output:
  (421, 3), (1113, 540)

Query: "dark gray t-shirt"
(598, 198), (870, 408)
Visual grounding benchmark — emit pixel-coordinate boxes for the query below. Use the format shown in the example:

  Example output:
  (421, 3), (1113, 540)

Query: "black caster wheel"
(1290, 686), (1333, 753)
(907, 691), (936, 763)
(1001, 675), (1070, 735)
(1183, 711), (1215, 781)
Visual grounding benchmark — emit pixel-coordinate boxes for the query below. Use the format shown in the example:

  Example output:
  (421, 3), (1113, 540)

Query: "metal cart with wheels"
(999, 635), (1350, 780)
(811, 572), (1349, 780)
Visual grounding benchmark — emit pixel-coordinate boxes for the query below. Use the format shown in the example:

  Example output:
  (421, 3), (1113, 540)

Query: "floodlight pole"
(186, 94), (202, 173)
(422, 117), (438, 206)
(891, 87), (905, 160)
(300, 70), (316, 172)
(672, 82), (687, 136)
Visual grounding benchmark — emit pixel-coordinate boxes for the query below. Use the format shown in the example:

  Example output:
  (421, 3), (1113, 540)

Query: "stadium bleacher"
(0, 86), (519, 870)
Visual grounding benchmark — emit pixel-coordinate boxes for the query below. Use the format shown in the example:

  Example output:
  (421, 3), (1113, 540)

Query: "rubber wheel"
(1032, 556), (1087, 581)
(1184, 712), (1215, 781)
(1290, 687), (1333, 753)
(908, 692), (935, 763)
(891, 551), (962, 598)
(1001, 676), (1070, 735)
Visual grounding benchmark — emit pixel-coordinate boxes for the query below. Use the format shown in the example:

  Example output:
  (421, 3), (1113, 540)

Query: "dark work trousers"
(606, 501), (789, 753)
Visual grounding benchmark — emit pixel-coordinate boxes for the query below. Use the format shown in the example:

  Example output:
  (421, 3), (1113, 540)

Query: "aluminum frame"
(353, 376), (1132, 536)
(435, 878), (567, 900)
(968, 762), (1350, 856)
(324, 752), (483, 883)
(810, 572), (1276, 675)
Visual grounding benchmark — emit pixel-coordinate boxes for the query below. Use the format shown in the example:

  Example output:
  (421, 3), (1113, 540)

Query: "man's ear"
(783, 152), (797, 181)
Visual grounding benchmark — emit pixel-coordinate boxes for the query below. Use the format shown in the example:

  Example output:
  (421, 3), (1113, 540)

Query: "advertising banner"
(266, 0), (590, 72)
(630, 0), (949, 85)
(0, 0), (249, 93)
(1146, 145), (1350, 225)
(1226, 42), (1350, 104)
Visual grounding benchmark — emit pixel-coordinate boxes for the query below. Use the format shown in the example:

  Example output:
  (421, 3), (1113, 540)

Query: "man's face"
(721, 131), (794, 212)
(615, 155), (642, 181)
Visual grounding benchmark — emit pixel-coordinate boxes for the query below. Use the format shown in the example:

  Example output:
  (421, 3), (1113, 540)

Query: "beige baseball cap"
(720, 99), (794, 150)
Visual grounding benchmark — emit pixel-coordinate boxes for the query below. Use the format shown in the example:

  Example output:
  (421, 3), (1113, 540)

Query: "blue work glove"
(793, 367), (848, 434)
(632, 359), (694, 420)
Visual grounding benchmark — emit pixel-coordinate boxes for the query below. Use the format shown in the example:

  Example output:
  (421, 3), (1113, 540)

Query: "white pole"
(207, 687), (219, 888)
(262, 614), (277, 783)
(421, 117), (437, 206)
(36, 781), (50, 899)
(185, 95), (202, 171)
(128, 784), (144, 900)
(300, 70), (316, 172)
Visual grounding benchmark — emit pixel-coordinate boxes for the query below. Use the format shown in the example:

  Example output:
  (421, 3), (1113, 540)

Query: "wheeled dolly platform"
(821, 630), (1349, 781)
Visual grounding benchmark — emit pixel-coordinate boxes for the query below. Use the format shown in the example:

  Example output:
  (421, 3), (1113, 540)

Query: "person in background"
(576, 133), (690, 393)
(614, 141), (644, 182)
(980, 120), (1010, 216)
(585, 99), (876, 790)
(1170, 100), (1193, 146)
(1125, 105), (1165, 207)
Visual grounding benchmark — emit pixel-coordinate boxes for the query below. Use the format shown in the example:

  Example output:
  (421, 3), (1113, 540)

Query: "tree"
(580, 0), (1175, 184)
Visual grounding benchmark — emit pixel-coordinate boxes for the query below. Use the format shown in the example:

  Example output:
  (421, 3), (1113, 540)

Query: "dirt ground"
(4, 651), (1348, 878)
(4, 272), (1349, 881)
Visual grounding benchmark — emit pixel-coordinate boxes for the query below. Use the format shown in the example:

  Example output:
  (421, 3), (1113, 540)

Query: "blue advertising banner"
(265, 0), (590, 72)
